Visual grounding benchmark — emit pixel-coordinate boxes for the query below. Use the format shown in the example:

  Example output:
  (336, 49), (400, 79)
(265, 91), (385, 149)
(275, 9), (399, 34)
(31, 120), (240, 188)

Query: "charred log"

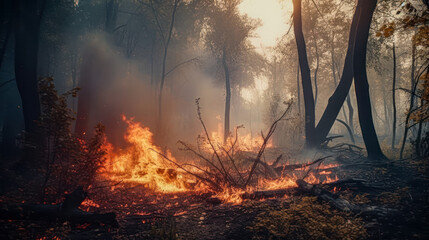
(0, 187), (118, 227)
(296, 179), (397, 218)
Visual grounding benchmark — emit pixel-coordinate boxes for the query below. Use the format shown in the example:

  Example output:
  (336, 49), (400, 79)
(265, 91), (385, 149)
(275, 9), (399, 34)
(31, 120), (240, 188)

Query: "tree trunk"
(105, 0), (118, 34)
(312, 1), (361, 145)
(150, 34), (156, 87)
(0, 11), (12, 71)
(400, 43), (416, 159)
(352, 0), (386, 160)
(391, 42), (397, 149)
(313, 31), (319, 108)
(292, 0), (316, 147)
(346, 93), (354, 134)
(383, 87), (391, 135)
(158, 0), (179, 132)
(416, 97), (424, 156)
(297, 63), (301, 115)
(14, 0), (45, 134)
(222, 48), (231, 142)
(75, 48), (94, 137)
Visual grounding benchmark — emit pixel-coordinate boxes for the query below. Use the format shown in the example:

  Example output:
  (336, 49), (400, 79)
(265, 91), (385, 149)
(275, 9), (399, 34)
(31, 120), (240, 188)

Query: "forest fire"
(2, 0), (427, 238)
(100, 115), (340, 204)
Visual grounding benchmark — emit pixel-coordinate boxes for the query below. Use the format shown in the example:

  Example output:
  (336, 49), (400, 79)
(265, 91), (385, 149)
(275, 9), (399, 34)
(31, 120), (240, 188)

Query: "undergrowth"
(37, 77), (108, 203)
(248, 197), (367, 240)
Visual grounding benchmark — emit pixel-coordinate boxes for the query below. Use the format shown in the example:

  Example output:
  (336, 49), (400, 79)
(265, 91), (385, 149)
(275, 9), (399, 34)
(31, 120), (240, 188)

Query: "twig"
(151, 148), (222, 191)
(245, 101), (293, 186)
(301, 156), (331, 180)
(195, 98), (235, 185)
(177, 141), (224, 176)
(220, 146), (245, 184)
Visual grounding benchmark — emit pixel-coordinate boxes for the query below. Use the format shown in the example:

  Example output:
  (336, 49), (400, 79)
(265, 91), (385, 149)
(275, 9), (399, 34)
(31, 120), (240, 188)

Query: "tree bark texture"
(292, 0), (316, 146)
(352, 0), (386, 160)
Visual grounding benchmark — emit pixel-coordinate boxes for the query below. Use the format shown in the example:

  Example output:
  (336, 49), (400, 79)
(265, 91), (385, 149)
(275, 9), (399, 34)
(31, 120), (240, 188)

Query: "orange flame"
(102, 116), (198, 192)
(101, 116), (340, 204)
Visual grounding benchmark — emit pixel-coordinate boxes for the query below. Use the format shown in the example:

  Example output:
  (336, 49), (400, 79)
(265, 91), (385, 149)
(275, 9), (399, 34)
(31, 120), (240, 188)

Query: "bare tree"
(352, 0), (386, 160)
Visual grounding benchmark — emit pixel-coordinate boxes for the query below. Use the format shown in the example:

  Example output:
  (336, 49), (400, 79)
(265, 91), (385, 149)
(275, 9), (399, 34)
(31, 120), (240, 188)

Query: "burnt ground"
(0, 150), (428, 240)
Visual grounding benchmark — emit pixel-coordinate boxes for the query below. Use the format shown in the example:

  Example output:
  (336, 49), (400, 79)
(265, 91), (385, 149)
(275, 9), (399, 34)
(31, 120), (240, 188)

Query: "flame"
(102, 116), (198, 192)
(101, 115), (340, 204)
(207, 123), (273, 152)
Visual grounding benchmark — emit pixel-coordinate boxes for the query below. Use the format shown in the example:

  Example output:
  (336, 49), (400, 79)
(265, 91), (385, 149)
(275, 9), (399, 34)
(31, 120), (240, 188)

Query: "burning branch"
(151, 148), (222, 191)
(195, 98), (237, 186)
(245, 100), (293, 186)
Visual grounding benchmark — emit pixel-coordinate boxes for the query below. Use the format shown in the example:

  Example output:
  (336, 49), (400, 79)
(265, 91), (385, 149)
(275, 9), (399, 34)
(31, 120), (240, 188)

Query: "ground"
(0, 149), (428, 240)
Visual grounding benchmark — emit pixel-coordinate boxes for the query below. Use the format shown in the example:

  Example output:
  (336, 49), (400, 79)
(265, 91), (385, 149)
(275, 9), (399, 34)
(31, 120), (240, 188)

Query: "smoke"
(76, 34), (233, 152)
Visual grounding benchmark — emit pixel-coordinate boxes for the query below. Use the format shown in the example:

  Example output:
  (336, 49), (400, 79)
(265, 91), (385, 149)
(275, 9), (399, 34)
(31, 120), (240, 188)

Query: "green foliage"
(249, 197), (367, 240)
(37, 77), (107, 202)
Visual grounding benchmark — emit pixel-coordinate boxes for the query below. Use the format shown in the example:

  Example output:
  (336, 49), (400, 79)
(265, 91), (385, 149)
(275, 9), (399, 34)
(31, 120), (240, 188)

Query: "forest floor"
(0, 147), (428, 240)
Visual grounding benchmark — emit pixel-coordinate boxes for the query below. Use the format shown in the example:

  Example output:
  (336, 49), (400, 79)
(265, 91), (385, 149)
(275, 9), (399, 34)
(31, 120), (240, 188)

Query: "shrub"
(37, 77), (107, 203)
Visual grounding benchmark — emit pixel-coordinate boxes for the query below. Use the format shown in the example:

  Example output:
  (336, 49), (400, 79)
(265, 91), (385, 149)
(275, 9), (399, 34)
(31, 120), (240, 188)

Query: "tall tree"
(391, 42), (397, 149)
(14, 0), (46, 134)
(292, 0), (316, 146)
(292, 0), (360, 147)
(352, 0), (386, 160)
(205, 0), (255, 142)
(158, 0), (180, 132)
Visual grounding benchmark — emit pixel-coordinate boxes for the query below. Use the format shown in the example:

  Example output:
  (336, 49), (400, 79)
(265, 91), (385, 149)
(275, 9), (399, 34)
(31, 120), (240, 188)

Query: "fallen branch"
(275, 156), (332, 174)
(0, 187), (118, 226)
(296, 179), (397, 218)
(246, 101), (293, 186)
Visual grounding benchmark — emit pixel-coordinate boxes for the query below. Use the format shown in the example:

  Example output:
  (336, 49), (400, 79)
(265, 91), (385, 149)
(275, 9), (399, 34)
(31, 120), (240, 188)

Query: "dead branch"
(296, 179), (397, 218)
(195, 98), (236, 186)
(271, 154), (283, 168)
(151, 148), (222, 191)
(245, 101), (293, 186)
(220, 146), (245, 184)
(275, 156), (332, 174)
(177, 141), (224, 176)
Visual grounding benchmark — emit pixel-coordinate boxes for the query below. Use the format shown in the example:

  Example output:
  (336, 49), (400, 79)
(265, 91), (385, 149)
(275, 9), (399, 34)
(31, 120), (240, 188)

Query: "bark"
(346, 93), (354, 134)
(352, 0), (386, 160)
(0, 12), (12, 70)
(313, 31), (320, 107)
(14, 0), (45, 134)
(383, 87), (391, 135)
(297, 63), (301, 115)
(292, 0), (316, 146)
(416, 97), (424, 156)
(400, 43), (416, 158)
(391, 43), (397, 149)
(223, 48), (231, 142)
(312, 2), (361, 146)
